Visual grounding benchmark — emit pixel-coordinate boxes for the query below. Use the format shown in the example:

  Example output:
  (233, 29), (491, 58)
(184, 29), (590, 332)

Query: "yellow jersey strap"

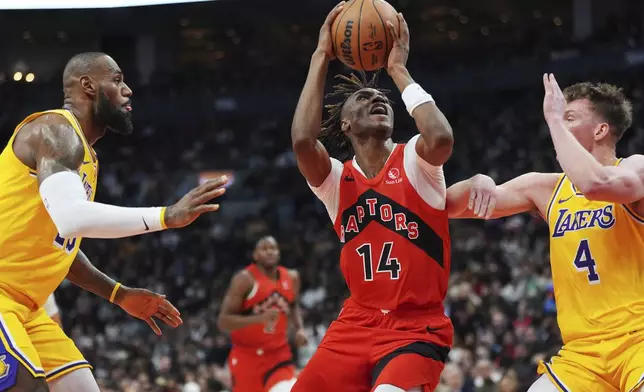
(546, 174), (567, 222)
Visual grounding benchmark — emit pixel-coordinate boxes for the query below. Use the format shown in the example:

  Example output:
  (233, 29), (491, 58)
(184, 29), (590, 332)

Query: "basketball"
(331, 0), (400, 72)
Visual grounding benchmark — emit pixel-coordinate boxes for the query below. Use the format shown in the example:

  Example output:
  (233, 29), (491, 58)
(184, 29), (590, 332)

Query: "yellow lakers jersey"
(0, 109), (98, 309)
(547, 164), (644, 343)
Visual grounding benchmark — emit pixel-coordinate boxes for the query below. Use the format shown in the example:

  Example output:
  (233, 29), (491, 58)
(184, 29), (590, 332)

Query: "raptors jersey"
(230, 264), (295, 351)
(546, 165), (644, 343)
(311, 135), (451, 311)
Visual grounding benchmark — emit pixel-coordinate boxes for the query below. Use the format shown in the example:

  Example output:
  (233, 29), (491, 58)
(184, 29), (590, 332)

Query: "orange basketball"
(331, 0), (400, 72)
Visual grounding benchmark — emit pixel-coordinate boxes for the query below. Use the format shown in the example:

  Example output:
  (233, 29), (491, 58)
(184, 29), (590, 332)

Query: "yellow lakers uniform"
(0, 109), (96, 383)
(538, 163), (644, 392)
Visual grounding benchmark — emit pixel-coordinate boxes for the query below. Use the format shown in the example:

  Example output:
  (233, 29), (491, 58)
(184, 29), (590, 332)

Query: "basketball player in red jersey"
(290, 4), (455, 392)
(218, 236), (307, 392)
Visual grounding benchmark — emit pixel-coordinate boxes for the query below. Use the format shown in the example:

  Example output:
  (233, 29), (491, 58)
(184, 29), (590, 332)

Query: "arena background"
(0, 0), (643, 390)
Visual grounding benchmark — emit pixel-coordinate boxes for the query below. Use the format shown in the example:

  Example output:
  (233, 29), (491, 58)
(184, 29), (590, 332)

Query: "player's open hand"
(385, 13), (410, 73)
(294, 328), (308, 347)
(543, 73), (567, 124)
(164, 176), (228, 229)
(468, 174), (497, 219)
(316, 1), (345, 60)
(115, 286), (183, 336)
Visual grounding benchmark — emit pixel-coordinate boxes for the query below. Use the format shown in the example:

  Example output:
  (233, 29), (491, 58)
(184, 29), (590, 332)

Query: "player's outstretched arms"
(447, 172), (559, 219)
(385, 13), (453, 166)
(217, 271), (279, 332)
(17, 116), (227, 239)
(66, 249), (183, 335)
(291, 2), (344, 187)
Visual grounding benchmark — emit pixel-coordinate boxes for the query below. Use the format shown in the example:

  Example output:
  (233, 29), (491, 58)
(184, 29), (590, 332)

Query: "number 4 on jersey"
(573, 239), (600, 284)
(356, 242), (401, 281)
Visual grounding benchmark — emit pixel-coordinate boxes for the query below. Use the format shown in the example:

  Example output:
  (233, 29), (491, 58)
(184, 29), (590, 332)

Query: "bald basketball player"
(0, 52), (227, 391)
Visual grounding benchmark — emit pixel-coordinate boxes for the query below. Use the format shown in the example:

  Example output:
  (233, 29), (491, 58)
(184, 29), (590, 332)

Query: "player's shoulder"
(17, 112), (82, 151)
(286, 268), (300, 281)
(619, 154), (644, 168)
(516, 172), (563, 187)
(232, 268), (255, 287)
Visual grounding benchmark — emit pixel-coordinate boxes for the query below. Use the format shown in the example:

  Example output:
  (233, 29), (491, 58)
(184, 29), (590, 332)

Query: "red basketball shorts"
(228, 344), (296, 392)
(292, 299), (452, 392)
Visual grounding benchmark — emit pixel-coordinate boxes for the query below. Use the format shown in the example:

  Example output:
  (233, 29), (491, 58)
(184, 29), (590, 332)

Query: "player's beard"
(95, 87), (133, 135)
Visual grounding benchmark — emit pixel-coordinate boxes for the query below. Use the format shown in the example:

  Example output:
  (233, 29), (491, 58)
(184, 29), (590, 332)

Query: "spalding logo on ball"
(331, 0), (400, 72)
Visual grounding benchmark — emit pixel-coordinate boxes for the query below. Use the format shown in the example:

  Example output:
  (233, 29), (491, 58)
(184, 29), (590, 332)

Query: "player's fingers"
(478, 193), (490, 218)
(474, 191), (483, 216)
(156, 312), (182, 328)
(386, 21), (399, 42)
(193, 187), (226, 205)
(325, 2), (345, 25)
(543, 73), (550, 93)
(485, 195), (497, 220)
(195, 176), (228, 195)
(398, 13), (410, 41)
(468, 190), (475, 210)
(192, 204), (219, 214)
(146, 317), (162, 336)
(159, 299), (181, 317)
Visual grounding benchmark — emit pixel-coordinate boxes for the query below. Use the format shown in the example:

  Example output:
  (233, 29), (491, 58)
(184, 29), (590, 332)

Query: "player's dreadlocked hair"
(319, 71), (390, 161)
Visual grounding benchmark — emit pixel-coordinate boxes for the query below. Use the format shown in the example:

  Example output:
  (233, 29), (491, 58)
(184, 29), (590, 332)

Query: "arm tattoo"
(35, 124), (85, 185)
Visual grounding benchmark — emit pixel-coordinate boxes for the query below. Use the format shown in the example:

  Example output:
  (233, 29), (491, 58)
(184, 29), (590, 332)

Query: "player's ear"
(341, 118), (350, 133)
(594, 122), (610, 141)
(79, 75), (97, 97)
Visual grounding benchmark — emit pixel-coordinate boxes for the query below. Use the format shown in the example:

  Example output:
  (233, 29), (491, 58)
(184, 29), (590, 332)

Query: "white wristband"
(401, 83), (434, 116)
(40, 171), (167, 239)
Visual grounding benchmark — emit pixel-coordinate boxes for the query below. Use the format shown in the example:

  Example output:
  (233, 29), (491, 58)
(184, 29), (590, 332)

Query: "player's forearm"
(291, 305), (304, 331)
(217, 314), (265, 332)
(291, 51), (330, 147)
(388, 65), (453, 165)
(548, 119), (608, 193)
(66, 249), (122, 302)
(40, 171), (166, 239)
(445, 178), (475, 218)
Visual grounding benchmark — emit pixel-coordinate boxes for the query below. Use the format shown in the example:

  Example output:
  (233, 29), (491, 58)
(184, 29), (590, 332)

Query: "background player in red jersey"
(290, 3), (455, 392)
(218, 236), (307, 392)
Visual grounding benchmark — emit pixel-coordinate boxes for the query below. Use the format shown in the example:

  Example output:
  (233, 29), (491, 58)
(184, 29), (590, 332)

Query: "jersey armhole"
(545, 174), (567, 223)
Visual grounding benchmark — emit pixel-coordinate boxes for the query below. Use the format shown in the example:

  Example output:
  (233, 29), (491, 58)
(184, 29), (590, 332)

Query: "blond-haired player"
(448, 74), (644, 391)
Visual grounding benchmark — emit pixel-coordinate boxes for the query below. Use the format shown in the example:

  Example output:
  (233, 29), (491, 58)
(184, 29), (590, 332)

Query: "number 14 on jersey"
(357, 242), (401, 281)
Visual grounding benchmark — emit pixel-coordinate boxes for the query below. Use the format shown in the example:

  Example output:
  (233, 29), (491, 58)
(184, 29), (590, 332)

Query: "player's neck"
(353, 137), (394, 178)
(257, 265), (279, 280)
(591, 144), (618, 166)
(62, 101), (105, 146)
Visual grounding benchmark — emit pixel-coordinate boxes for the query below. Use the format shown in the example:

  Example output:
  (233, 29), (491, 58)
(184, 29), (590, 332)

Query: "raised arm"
(543, 74), (644, 204)
(217, 271), (278, 333)
(447, 172), (559, 219)
(291, 3), (344, 187)
(14, 114), (227, 239)
(386, 14), (453, 166)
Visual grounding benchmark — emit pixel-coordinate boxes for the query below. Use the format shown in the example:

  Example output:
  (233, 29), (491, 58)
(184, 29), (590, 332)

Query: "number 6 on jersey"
(356, 242), (401, 281)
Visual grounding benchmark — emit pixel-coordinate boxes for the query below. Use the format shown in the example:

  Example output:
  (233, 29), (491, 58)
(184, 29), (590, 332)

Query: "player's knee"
(48, 368), (99, 392)
(373, 384), (421, 392)
(527, 375), (560, 392)
(268, 378), (297, 392)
